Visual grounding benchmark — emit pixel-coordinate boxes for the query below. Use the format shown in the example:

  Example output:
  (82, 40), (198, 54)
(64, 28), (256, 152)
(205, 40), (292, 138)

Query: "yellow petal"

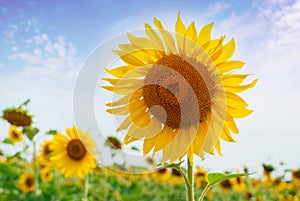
(106, 90), (142, 107)
(106, 105), (128, 115)
(216, 61), (245, 73)
(220, 127), (236, 142)
(215, 140), (223, 156)
(225, 79), (258, 93)
(214, 38), (235, 64)
(144, 23), (165, 51)
(226, 92), (249, 109)
(104, 66), (136, 78)
(227, 106), (253, 118)
(222, 74), (249, 86)
(197, 22), (214, 46)
(154, 17), (177, 53)
(184, 22), (197, 54)
(117, 116), (133, 131)
(225, 113), (239, 134)
(113, 50), (145, 66)
(175, 13), (186, 54)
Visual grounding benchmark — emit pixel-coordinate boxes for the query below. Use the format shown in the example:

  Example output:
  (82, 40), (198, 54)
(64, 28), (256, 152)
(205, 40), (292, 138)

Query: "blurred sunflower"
(194, 167), (207, 188)
(50, 126), (97, 178)
(18, 172), (34, 193)
(2, 107), (32, 127)
(231, 175), (246, 192)
(41, 168), (53, 182)
(105, 136), (122, 150)
(292, 169), (300, 185)
(9, 125), (23, 143)
(39, 140), (52, 165)
(103, 13), (257, 164)
(220, 179), (232, 194)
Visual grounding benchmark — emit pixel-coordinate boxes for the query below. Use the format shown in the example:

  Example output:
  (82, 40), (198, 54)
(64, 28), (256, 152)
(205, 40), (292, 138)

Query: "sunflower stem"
(83, 174), (89, 201)
(33, 141), (40, 196)
(198, 185), (210, 201)
(186, 157), (195, 201)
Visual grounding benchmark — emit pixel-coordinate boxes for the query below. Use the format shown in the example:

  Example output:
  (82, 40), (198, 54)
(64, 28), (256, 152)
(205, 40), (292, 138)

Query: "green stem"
(33, 141), (40, 195)
(198, 185), (210, 201)
(186, 157), (194, 201)
(83, 174), (89, 201)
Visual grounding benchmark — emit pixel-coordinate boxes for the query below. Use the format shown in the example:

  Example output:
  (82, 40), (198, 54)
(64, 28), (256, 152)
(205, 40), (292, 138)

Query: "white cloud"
(205, 1), (232, 16)
(0, 63), (3, 68)
(11, 46), (18, 52)
(16, 33), (81, 80)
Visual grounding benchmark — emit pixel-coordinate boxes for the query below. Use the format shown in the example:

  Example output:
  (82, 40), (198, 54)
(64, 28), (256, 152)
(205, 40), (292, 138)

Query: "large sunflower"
(18, 172), (35, 193)
(50, 126), (97, 178)
(103, 14), (257, 164)
(9, 125), (23, 144)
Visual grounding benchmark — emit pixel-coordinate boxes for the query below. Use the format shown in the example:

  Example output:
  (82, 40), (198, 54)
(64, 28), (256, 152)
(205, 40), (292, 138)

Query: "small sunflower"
(220, 179), (232, 194)
(194, 167), (207, 188)
(18, 172), (34, 193)
(39, 140), (52, 165)
(231, 175), (246, 192)
(9, 125), (23, 144)
(102, 13), (257, 164)
(292, 168), (300, 185)
(50, 126), (97, 178)
(105, 136), (122, 150)
(41, 168), (53, 182)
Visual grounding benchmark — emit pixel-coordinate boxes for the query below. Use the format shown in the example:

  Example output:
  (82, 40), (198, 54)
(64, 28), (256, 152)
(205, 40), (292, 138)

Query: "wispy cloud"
(205, 1), (232, 16)
(8, 33), (80, 80)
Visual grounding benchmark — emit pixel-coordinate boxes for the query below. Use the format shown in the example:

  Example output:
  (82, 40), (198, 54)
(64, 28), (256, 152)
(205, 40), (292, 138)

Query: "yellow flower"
(220, 179), (232, 194)
(194, 167), (207, 188)
(103, 13), (257, 164)
(230, 175), (246, 192)
(9, 125), (23, 144)
(50, 126), (97, 178)
(41, 168), (53, 182)
(39, 140), (53, 165)
(18, 172), (35, 193)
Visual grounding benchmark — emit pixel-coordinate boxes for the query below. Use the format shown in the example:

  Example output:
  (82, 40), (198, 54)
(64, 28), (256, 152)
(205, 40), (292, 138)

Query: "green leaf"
(207, 172), (253, 186)
(46, 130), (57, 135)
(23, 126), (39, 140)
(3, 138), (13, 144)
(131, 146), (139, 151)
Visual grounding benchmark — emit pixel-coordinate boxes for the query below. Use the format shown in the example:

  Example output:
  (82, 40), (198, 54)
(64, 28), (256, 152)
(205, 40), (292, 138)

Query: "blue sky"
(1, 0), (300, 174)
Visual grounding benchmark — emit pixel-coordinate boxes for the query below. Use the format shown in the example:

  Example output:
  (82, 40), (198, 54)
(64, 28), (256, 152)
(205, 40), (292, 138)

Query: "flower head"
(9, 125), (23, 144)
(18, 172), (34, 193)
(103, 13), (256, 164)
(50, 126), (97, 178)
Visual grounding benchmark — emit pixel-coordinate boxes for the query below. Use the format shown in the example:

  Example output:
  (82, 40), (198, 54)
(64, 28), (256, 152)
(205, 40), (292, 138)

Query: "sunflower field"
(0, 100), (299, 201)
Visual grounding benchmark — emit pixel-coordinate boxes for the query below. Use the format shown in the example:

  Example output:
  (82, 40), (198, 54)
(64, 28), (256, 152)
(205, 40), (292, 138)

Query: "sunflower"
(18, 172), (35, 193)
(50, 126), (97, 178)
(2, 108), (32, 127)
(194, 167), (207, 188)
(103, 13), (257, 164)
(220, 179), (232, 194)
(105, 136), (122, 150)
(292, 169), (300, 185)
(9, 125), (23, 143)
(230, 175), (246, 192)
(41, 168), (53, 182)
(38, 140), (52, 165)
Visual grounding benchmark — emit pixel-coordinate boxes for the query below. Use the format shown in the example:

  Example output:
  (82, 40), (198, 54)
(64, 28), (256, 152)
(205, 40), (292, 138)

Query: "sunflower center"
(26, 177), (33, 187)
(12, 131), (20, 139)
(67, 139), (86, 161)
(143, 54), (215, 129)
(44, 144), (52, 159)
